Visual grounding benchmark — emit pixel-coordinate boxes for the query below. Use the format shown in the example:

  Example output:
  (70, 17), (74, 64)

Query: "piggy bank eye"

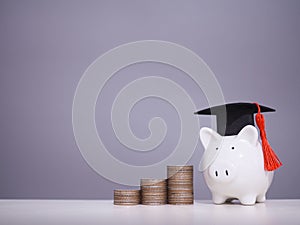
(231, 146), (235, 150)
(216, 147), (219, 150)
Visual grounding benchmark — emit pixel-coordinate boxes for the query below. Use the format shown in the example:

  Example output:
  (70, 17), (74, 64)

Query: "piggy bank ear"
(199, 127), (221, 172)
(200, 127), (221, 150)
(237, 125), (258, 145)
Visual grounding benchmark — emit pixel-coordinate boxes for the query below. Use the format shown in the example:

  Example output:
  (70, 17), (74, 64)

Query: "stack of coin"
(114, 189), (140, 205)
(140, 179), (167, 205)
(167, 165), (194, 205)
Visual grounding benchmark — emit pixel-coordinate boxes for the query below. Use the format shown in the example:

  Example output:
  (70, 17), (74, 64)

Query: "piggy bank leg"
(256, 194), (266, 203)
(212, 194), (227, 204)
(239, 195), (256, 205)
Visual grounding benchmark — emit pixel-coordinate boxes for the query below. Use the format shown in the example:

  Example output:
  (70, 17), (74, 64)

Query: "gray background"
(0, 0), (299, 199)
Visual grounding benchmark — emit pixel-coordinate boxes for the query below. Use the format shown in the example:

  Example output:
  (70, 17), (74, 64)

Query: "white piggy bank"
(199, 125), (274, 205)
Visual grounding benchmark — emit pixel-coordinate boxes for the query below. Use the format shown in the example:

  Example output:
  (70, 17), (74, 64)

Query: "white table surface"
(0, 199), (299, 225)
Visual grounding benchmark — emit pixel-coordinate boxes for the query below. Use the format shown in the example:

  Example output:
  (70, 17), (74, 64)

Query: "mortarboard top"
(194, 102), (275, 136)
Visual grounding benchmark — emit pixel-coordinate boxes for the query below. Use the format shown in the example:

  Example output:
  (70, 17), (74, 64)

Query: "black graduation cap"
(194, 102), (275, 136)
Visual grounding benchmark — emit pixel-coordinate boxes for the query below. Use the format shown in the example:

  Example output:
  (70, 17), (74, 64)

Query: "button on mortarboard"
(194, 102), (275, 136)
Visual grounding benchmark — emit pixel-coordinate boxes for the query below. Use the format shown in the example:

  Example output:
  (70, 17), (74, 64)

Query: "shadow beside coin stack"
(114, 165), (193, 205)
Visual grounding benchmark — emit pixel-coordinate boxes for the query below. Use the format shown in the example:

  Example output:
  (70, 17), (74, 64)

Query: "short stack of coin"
(114, 189), (140, 205)
(167, 165), (194, 205)
(140, 179), (167, 205)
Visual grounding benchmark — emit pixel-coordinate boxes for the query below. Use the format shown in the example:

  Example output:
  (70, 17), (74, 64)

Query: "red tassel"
(254, 103), (282, 171)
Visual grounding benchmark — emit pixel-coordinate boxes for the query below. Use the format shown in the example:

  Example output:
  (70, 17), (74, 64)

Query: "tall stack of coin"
(167, 165), (194, 204)
(114, 190), (140, 205)
(140, 179), (167, 205)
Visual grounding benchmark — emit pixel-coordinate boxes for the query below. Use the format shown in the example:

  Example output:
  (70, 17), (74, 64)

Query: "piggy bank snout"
(208, 160), (237, 183)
